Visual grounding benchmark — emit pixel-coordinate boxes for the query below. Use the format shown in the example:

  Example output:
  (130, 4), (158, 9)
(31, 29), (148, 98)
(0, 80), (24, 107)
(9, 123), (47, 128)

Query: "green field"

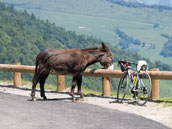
(22, 8), (172, 65)
(3, 0), (171, 64)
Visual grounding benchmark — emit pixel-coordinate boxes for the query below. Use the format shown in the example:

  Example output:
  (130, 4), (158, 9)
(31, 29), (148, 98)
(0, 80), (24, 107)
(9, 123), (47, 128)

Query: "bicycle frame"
(127, 68), (139, 89)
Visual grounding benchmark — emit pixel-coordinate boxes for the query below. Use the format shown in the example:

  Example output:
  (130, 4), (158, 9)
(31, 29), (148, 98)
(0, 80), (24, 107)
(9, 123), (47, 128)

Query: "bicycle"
(117, 59), (151, 106)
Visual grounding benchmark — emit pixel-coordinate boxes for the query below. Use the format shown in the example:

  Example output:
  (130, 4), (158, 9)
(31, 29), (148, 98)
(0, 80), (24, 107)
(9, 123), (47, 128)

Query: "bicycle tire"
(135, 72), (151, 106)
(117, 72), (129, 103)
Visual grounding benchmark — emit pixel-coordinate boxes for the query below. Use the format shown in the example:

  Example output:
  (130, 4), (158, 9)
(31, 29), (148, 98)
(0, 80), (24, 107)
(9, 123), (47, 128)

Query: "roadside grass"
(156, 98), (172, 107)
(0, 79), (102, 94)
(159, 80), (172, 98)
(1, 80), (172, 107)
(0, 80), (13, 84)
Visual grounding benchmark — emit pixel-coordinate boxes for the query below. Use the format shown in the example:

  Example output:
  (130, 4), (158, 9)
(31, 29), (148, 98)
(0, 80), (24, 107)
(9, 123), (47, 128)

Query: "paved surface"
(0, 92), (169, 129)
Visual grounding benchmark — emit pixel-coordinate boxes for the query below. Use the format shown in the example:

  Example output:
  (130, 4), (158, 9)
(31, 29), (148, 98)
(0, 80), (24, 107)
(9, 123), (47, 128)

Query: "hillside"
(1, 0), (172, 65)
(0, 2), (135, 91)
(0, 2), (171, 97)
(0, 2), (170, 68)
(122, 0), (172, 6)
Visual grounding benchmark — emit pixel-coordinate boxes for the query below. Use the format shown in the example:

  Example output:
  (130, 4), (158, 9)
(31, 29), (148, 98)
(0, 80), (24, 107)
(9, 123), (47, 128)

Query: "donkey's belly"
(50, 68), (74, 75)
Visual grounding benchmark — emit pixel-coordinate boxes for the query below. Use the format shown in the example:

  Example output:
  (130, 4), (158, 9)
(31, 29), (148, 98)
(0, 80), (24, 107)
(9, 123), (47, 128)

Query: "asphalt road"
(0, 92), (169, 129)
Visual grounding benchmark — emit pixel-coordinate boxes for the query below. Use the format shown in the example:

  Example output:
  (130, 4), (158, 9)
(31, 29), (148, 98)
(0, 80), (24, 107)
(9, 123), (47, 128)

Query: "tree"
(31, 13), (36, 20)
(154, 23), (159, 28)
(160, 38), (172, 57)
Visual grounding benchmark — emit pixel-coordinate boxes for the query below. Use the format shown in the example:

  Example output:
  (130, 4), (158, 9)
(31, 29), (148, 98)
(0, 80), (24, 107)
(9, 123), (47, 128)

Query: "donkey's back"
(36, 48), (86, 74)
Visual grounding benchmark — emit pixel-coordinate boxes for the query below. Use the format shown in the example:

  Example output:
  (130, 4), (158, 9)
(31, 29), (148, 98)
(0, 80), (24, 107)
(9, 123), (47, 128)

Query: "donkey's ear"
(101, 42), (110, 51)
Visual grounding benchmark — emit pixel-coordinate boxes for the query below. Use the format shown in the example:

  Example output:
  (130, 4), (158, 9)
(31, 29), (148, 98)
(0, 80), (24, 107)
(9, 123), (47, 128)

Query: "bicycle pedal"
(143, 90), (147, 94)
(142, 87), (147, 94)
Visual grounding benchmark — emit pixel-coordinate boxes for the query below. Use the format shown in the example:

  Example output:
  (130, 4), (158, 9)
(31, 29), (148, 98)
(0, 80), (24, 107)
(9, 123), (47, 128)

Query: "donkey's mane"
(81, 47), (99, 51)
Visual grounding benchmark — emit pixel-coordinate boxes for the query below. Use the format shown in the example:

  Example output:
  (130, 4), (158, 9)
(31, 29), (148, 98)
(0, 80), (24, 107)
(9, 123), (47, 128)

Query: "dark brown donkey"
(31, 42), (113, 101)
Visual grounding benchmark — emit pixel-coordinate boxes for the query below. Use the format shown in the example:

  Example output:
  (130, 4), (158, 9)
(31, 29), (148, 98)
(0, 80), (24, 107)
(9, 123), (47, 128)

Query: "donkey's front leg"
(77, 75), (84, 99)
(39, 72), (49, 100)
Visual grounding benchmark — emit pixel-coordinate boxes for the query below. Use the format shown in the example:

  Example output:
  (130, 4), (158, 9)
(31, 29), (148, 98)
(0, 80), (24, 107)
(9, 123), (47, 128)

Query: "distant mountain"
(124, 0), (172, 6)
(1, 0), (172, 66)
(0, 0), (172, 65)
(124, 0), (146, 4)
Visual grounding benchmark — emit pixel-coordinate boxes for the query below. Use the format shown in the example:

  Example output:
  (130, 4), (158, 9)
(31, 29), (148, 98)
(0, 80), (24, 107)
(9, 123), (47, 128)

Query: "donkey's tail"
(35, 59), (39, 75)
(32, 58), (39, 83)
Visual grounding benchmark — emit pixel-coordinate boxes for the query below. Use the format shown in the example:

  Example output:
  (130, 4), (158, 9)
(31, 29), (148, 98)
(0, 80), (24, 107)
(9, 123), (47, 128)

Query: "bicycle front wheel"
(135, 72), (151, 106)
(117, 72), (129, 103)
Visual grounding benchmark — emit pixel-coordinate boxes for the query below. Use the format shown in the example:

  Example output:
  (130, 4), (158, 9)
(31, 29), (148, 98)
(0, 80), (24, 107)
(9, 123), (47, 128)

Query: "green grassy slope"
(0, 2), (135, 95)
(1, 0), (172, 65)
(159, 80), (172, 98)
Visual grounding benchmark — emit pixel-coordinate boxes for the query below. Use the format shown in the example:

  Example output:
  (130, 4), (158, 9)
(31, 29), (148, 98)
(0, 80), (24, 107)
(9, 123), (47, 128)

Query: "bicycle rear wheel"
(117, 72), (129, 103)
(135, 72), (151, 106)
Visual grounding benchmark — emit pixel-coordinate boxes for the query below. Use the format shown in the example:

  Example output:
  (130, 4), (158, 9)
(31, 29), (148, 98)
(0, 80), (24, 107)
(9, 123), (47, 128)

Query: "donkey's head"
(99, 42), (113, 69)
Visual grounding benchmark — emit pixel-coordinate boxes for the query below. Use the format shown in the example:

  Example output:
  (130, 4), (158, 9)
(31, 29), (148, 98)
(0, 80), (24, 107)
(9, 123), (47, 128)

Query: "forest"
(0, 2), (171, 92)
(107, 0), (172, 11)
(116, 29), (156, 51)
(160, 34), (172, 57)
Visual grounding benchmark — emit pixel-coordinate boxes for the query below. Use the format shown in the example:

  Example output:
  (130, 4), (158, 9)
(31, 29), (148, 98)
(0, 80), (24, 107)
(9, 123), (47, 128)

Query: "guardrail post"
(57, 75), (65, 92)
(102, 77), (110, 96)
(151, 68), (159, 100)
(13, 62), (22, 87)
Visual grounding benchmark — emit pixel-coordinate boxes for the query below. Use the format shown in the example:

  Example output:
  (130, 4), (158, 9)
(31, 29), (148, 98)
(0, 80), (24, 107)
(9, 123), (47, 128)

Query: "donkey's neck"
(85, 50), (102, 67)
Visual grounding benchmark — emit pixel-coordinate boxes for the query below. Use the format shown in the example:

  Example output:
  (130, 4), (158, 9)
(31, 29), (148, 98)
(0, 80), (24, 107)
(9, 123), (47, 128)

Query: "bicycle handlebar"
(118, 59), (137, 66)
(118, 59), (138, 72)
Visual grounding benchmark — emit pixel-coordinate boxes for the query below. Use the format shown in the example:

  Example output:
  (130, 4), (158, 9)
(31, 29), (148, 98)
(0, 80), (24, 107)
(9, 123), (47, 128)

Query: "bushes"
(106, 0), (172, 11)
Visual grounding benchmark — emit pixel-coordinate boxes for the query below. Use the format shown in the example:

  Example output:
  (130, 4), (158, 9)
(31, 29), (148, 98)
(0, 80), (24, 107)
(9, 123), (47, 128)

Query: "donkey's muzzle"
(107, 64), (114, 70)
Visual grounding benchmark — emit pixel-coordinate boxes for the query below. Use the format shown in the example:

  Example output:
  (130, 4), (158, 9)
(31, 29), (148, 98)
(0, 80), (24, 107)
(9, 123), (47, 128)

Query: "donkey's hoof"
(31, 97), (36, 101)
(80, 94), (84, 99)
(69, 92), (74, 97)
(75, 97), (84, 102)
(43, 96), (47, 100)
(72, 97), (75, 102)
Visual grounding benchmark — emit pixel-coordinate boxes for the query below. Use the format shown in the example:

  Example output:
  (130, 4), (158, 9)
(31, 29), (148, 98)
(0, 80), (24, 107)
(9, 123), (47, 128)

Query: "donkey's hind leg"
(31, 72), (41, 101)
(31, 67), (45, 101)
(39, 72), (49, 100)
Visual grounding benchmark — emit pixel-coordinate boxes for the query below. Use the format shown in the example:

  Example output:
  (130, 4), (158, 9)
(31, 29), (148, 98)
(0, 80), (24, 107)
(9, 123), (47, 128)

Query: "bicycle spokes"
(135, 73), (151, 106)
